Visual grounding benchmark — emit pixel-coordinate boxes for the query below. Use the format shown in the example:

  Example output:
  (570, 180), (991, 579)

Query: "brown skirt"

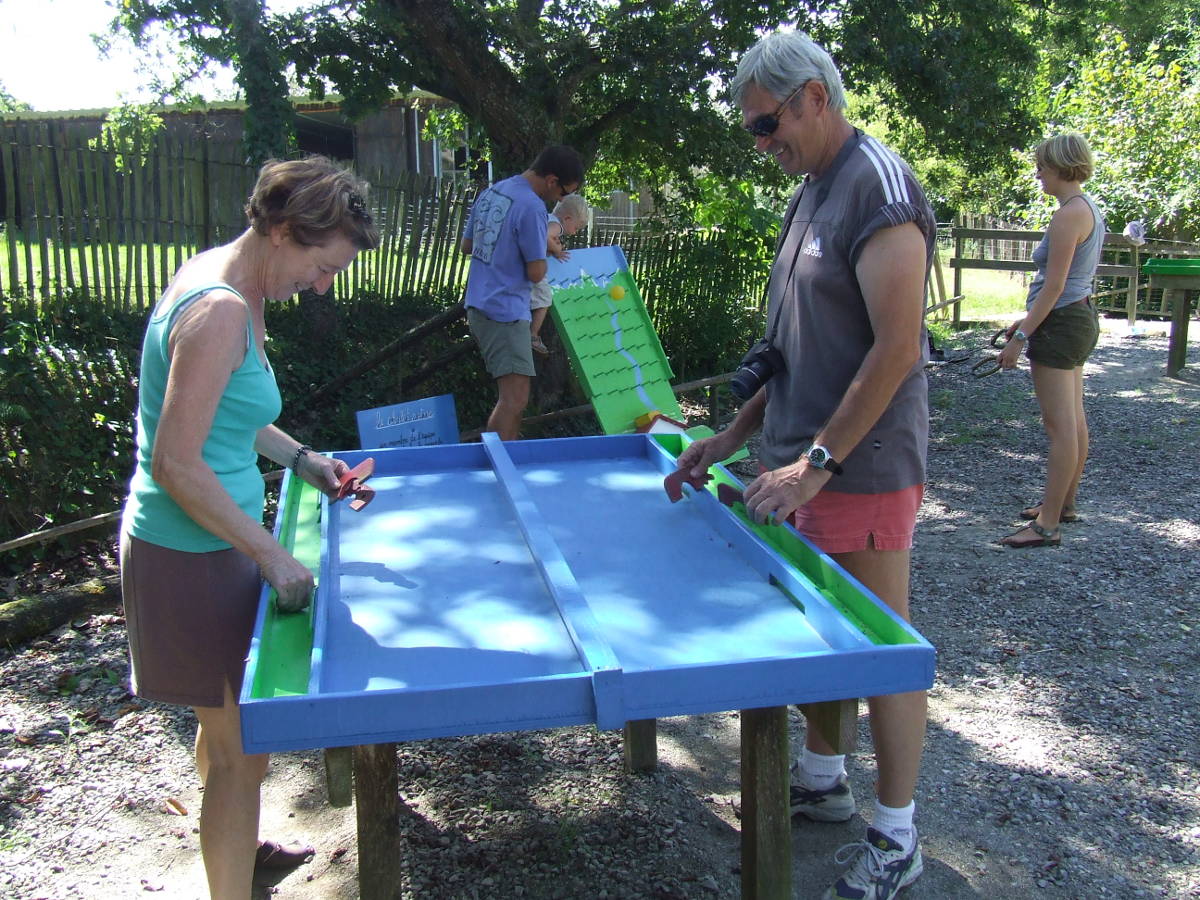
(120, 532), (262, 708)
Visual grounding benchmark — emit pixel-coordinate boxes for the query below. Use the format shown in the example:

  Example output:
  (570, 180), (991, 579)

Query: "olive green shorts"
(1027, 299), (1100, 370)
(468, 307), (536, 378)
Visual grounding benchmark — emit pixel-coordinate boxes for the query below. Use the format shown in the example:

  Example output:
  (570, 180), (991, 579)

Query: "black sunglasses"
(745, 81), (809, 137)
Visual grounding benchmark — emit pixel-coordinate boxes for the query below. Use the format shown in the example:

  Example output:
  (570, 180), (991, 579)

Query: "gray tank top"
(1026, 194), (1105, 310)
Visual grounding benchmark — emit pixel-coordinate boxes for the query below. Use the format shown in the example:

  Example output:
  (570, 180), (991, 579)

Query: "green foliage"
(116, 0), (295, 164)
(0, 298), (143, 545)
(0, 80), (30, 113)
(112, 0), (1057, 194)
(633, 229), (769, 380)
(1048, 32), (1200, 239)
(270, 287), (495, 449)
(422, 105), (489, 163)
(89, 102), (165, 173)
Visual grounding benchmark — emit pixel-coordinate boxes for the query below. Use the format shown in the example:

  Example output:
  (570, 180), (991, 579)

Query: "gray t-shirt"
(759, 131), (935, 494)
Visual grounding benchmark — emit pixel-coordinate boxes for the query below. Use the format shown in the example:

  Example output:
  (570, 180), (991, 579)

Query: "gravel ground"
(0, 319), (1197, 899)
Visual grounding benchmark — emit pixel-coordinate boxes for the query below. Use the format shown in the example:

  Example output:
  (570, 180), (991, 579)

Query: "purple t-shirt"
(463, 174), (548, 322)
(759, 131), (935, 494)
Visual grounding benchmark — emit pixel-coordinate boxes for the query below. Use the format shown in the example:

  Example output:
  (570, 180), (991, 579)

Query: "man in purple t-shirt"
(460, 145), (583, 440)
(675, 31), (933, 900)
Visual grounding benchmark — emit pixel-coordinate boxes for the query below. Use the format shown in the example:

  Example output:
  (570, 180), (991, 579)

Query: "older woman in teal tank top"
(997, 133), (1104, 548)
(119, 156), (379, 897)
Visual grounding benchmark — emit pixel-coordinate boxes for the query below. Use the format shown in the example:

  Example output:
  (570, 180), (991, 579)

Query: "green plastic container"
(1143, 257), (1200, 275)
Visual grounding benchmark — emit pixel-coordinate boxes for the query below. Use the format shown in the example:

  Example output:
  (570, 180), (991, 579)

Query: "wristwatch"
(805, 444), (843, 475)
(1012, 329), (1028, 342)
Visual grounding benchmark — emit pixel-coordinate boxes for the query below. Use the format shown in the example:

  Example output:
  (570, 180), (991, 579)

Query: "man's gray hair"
(730, 30), (847, 112)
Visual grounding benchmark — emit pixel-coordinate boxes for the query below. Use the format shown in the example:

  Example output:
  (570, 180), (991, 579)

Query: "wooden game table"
(240, 433), (935, 899)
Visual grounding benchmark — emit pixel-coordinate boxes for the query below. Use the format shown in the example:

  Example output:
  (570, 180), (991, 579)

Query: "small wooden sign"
(355, 394), (458, 449)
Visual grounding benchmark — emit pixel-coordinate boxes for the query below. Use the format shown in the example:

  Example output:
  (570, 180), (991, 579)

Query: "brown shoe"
(255, 839), (314, 870)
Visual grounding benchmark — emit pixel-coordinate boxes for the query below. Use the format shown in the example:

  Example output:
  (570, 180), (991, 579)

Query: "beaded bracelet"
(292, 444), (313, 474)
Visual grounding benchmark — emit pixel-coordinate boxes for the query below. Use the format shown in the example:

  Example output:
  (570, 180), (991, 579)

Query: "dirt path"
(1, 319), (1198, 898)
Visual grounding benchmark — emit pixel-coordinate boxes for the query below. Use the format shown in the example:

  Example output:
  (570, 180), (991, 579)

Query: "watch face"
(808, 447), (828, 467)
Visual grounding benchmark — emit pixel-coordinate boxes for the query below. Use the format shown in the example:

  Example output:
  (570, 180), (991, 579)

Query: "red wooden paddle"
(716, 482), (744, 510)
(336, 458), (376, 511)
(663, 468), (711, 503)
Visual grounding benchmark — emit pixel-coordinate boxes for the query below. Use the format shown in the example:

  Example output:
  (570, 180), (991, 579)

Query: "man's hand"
(742, 461), (831, 526)
(674, 430), (743, 483)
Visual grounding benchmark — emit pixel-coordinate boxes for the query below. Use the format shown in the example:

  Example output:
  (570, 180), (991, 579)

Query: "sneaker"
(823, 827), (923, 900)
(531, 336), (550, 355)
(790, 774), (856, 822)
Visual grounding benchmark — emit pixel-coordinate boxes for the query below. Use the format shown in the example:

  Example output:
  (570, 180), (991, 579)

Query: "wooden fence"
(0, 122), (479, 316)
(0, 124), (767, 324)
(947, 217), (1200, 323)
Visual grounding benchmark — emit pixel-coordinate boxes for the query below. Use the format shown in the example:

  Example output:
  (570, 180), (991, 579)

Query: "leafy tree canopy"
(111, 0), (1097, 198)
(0, 81), (30, 113)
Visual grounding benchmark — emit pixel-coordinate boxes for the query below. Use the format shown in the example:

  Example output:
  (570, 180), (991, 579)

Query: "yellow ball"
(609, 284), (625, 300)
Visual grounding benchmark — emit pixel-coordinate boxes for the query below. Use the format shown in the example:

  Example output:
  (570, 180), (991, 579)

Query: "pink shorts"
(785, 483), (924, 555)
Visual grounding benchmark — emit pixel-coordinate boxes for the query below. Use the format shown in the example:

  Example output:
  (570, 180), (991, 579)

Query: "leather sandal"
(255, 839), (314, 870)
(1000, 521), (1061, 548)
(1020, 503), (1077, 523)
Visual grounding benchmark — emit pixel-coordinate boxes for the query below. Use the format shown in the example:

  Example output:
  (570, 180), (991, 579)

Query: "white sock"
(873, 799), (916, 852)
(796, 748), (845, 791)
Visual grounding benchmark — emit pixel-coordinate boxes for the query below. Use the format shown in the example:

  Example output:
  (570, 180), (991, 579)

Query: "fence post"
(1125, 244), (1139, 325)
(952, 214), (963, 325)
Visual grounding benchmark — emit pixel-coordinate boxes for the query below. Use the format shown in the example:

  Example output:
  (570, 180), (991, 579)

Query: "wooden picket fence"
(0, 122), (479, 316)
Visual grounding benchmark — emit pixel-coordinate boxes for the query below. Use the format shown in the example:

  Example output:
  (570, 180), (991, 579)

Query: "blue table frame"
(240, 433), (935, 898)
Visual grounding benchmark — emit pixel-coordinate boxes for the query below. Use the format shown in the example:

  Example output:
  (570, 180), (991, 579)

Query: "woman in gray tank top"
(997, 133), (1105, 548)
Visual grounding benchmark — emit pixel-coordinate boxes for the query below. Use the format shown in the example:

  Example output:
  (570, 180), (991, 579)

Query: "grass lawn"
(931, 250), (1029, 324)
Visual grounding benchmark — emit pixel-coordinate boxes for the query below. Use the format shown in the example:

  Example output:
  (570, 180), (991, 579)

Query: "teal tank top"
(122, 283), (283, 552)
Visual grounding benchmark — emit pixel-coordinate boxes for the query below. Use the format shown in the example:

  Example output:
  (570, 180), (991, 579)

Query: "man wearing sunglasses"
(461, 145), (584, 440)
(673, 30), (934, 900)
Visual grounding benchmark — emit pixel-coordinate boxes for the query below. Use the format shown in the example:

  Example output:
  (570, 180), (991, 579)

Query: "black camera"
(729, 338), (787, 400)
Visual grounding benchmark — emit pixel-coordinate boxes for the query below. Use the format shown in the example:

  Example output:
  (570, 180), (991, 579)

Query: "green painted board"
(247, 476), (321, 699)
(547, 247), (684, 434)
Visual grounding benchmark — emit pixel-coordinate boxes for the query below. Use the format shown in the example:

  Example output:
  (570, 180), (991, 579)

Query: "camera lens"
(730, 361), (765, 401)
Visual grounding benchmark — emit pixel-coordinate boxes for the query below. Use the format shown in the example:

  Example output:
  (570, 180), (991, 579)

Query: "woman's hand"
(998, 335), (1024, 370)
(261, 548), (315, 613)
(296, 451), (349, 499)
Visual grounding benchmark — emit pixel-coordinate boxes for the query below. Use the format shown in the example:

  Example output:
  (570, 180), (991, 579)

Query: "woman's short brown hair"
(245, 156), (380, 250)
(1035, 133), (1094, 183)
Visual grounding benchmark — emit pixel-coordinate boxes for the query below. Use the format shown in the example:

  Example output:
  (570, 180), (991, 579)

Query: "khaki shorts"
(468, 307), (536, 377)
(530, 280), (553, 310)
(1027, 299), (1100, 370)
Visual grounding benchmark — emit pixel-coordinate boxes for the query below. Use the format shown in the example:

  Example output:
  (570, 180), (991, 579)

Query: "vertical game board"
(546, 246), (684, 434)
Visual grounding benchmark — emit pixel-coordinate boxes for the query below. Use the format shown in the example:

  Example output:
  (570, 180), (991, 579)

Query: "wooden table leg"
(353, 742), (402, 900)
(739, 706), (792, 900)
(324, 746), (353, 807)
(624, 718), (658, 773)
(1166, 288), (1192, 376)
(798, 698), (859, 755)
